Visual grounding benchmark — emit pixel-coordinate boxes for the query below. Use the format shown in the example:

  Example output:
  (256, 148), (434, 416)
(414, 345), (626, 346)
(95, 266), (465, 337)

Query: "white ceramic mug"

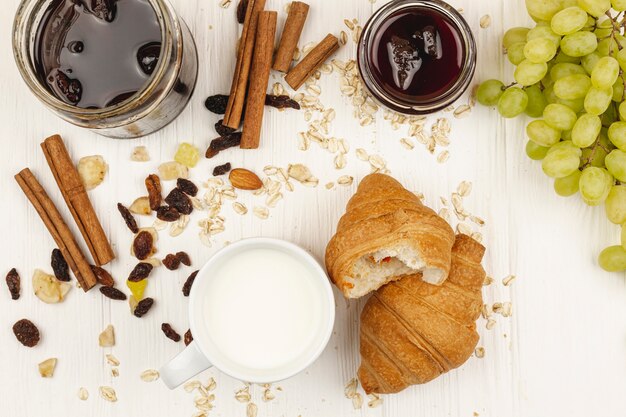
(160, 238), (336, 389)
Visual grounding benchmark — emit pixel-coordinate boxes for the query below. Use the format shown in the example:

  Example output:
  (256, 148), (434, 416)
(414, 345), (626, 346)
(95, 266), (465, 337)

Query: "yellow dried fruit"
(127, 279), (148, 301)
(129, 295), (139, 314)
(38, 358), (57, 378)
(32, 269), (71, 304)
(131, 146), (150, 162)
(129, 197), (151, 215)
(174, 142), (200, 168)
(98, 324), (115, 347)
(77, 155), (108, 190)
(158, 161), (189, 181)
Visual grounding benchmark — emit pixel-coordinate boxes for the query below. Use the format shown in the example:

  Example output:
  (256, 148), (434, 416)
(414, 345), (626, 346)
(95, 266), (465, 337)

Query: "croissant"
(358, 234), (486, 394)
(325, 174), (455, 298)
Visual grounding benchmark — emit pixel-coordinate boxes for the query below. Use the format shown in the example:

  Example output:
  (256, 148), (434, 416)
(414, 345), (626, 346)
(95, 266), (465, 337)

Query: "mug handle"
(160, 341), (213, 389)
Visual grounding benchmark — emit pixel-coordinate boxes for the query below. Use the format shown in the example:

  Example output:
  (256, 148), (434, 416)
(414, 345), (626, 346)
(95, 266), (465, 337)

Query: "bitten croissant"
(325, 174), (455, 298)
(357, 234), (486, 394)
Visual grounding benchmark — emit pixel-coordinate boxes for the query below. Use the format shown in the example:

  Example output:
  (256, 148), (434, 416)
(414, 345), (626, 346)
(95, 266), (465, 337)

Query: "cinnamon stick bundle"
(273, 1), (310, 72)
(223, 0), (267, 129)
(15, 169), (97, 291)
(41, 135), (115, 266)
(285, 33), (340, 90)
(241, 11), (277, 149)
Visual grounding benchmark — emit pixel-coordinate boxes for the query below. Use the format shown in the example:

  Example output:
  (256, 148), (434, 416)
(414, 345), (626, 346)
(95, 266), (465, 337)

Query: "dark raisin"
(265, 94), (301, 110)
(100, 286), (127, 300)
(174, 81), (188, 94)
(134, 297), (154, 317)
(117, 203), (139, 233)
(91, 265), (115, 287)
(12, 319), (40, 347)
(6, 268), (20, 300)
(204, 94), (230, 114)
(213, 162), (232, 176)
(177, 251), (192, 266)
(182, 270), (198, 297)
(206, 133), (242, 159)
(165, 188), (193, 215)
(161, 323), (181, 342)
(156, 206), (181, 222)
(128, 262), (154, 282)
(145, 174), (162, 211)
(163, 254), (181, 270)
(184, 329), (193, 346)
(236, 0), (248, 23)
(215, 119), (236, 137)
(51, 249), (70, 282)
(133, 231), (154, 260)
(177, 178), (198, 197)
(47, 69), (82, 105)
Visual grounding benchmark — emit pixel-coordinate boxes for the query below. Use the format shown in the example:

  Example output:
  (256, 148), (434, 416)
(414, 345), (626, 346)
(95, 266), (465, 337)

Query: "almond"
(229, 169), (263, 190)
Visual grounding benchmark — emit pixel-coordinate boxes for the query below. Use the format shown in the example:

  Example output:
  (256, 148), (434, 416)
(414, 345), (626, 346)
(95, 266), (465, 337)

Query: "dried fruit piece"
(140, 369), (160, 382)
(77, 155), (108, 190)
(177, 178), (198, 197)
(204, 94), (229, 114)
(165, 188), (193, 215)
(133, 297), (154, 317)
(145, 174), (162, 211)
(161, 323), (181, 342)
(158, 161), (189, 180)
(6, 268), (20, 300)
(265, 94), (301, 110)
(174, 142), (201, 168)
(128, 262), (153, 282)
(229, 168), (263, 190)
(182, 270), (198, 296)
(127, 279), (148, 301)
(162, 254), (181, 270)
(38, 358), (57, 378)
(236, 0), (248, 23)
(206, 132), (242, 158)
(177, 251), (191, 266)
(129, 196), (151, 215)
(91, 265), (115, 287)
(215, 119), (236, 137)
(13, 319), (40, 347)
(51, 249), (70, 282)
(213, 162), (232, 176)
(117, 203), (139, 233)
(100, 286), (127, 300)
(133, 230), (154, 260)
(131, 146), (150, 162)
(98, 324), (115, 347)
(156, 206), (181, 222)
(184, 329), (193, 346)
(33, 269), (71, 304)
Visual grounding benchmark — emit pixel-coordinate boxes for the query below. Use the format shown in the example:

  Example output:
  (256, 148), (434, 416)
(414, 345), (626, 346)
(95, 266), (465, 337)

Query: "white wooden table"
(1, 0), (626, 416)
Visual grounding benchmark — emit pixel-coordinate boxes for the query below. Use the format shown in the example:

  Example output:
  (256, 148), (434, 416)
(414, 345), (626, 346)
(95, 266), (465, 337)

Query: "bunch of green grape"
(476, 0), (626, 272)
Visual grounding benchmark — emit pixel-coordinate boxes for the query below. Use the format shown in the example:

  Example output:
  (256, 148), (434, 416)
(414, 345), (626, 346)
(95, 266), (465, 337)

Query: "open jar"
(357, 0), (476, 115)
(13, 0), (198, 138)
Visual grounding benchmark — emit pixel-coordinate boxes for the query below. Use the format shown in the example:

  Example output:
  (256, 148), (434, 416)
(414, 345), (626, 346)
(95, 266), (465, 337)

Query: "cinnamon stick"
(15, 169), (97, 291)
(285, 33), (340, 90)
(241, 11), (278, 149)
(223, 0), (267, 129)
(41, 135), (115, 266)
(273, 1), (310, 72)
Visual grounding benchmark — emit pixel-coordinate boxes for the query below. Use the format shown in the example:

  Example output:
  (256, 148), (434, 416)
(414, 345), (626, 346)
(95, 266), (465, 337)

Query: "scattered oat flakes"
(344, 378), (358, 399)
(38, 358), (57, 377)
(78, 387), (89, 401)
(111, 368), (119, 377)
(337, 175), (354, 186)
(131, 146), (150, 162)
(367, 393), (383, 408)
(235, 386), (251, 403)
(105, 354), (120, 366)
(480, 14), (491, 28)
(262, 388), (275, 402)
(475, 347), (485, 358)
(502, 275), (516, 286)
(99, 386), (117, 402)
(140, 369), (160, 382)
(486, 318), (496, 330)
(483, 276), (494, 286)
(437, 150), (450, 163)
(247, 402), (258, 417)
(352, 393), (363, 409)
(184, 380), (201, 393)
(253, 206), (269, 220)
(453, 104), (471, 119)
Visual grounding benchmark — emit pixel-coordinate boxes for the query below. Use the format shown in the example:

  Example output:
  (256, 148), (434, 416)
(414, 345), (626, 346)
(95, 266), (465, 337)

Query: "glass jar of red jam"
(358, 0), (476, 115)
(13, 0), (198, 138)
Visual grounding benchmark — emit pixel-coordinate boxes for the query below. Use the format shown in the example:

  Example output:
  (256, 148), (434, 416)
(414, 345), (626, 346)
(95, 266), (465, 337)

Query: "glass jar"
(13, 0), (198, 139)
(357, 0), (476, 115)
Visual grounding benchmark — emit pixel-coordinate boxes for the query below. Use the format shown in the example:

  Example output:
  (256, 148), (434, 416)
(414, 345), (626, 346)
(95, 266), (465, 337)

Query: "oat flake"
(99, 386), (117, 402)
(140, 369), (160, 382)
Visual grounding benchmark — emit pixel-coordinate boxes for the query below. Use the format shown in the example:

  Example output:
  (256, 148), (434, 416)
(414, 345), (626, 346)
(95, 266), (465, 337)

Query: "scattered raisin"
(145, 174), (162, 211)
(163, 254), (181, 270)
(100, 286), (127, 300)
(156, 206), (181, 222)
(133, 231), (154, 260)
(236, 0), (248, 23)
(165, 188), (193, 215)
(128, 262), (153, 282)
(265, 94), (301, 110)
(177, 178), (198, 197)
(204, 94), (229, 114)
(134, 297), (154, 318)
(177, 251), (192, 266)
(184, 329), (193, 346)
(206, 132), (242, 158)
(213, 162), (232, 176)
(91, 265), (115, 287)
(161, 323), (181, 342)
(12, 319), (40, 347)
(182, 270), (198, 297)
(117, 203), (139, 233)
(51, 249), (70, 282)
(6, 268), (20, 300)
(215, 119), (236, 137)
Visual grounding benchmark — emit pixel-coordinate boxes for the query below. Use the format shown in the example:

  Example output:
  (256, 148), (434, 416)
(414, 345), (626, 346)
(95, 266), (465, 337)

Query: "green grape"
(515, 60), (549, 86)
(497, 87), (529, 118)
(526, 140), (551, 160)
(554, 170), (582, 196)
(542, 141), (583, 177)
(582, 52), (602, 75)
(612, 0), (626, 11)
(476, 80), (505, 106)
(597, 36), (626, 57)
(579, 166), (613, 205)
(553, 51), (581, 64)
(541, 73), (555, 89)
(527, 25), (562, 46)
(581, 142), (609, 167)
(608, 121), (626, 150)
(582, 15), (597, 31)
(544, 84), (559, 103)
(527, 120), (562, 146)
(619, 101), (626, 120)
(560, 31), (598, 57)
(525, 84), (549, 117)
(508, 42), (528, 65)
(557, 96), (585, 112)
(605, 149), (626, 181)
(554, 73), (592, 99)
(550, 6), (588, 35)
(616, 48), (626, 71)
(550, 63), (587, 81)
(572, 113), (602, 147)
(605, 185), (626, 224)
(594, 18), (614, 38)
(524, 38), (558, 63)
(578, 0), (611, 16)
(562, 129), (573, 140)
(503, 27), (531, 49)
(598, 246), (626, 271)
(543, 103), (578, 130)
(601, 102), (618, 126)
(612, 77), (624, 102)
(526, 0), (567, 21)
(584, 86), (613, 115)
(591, 57), (620, 89)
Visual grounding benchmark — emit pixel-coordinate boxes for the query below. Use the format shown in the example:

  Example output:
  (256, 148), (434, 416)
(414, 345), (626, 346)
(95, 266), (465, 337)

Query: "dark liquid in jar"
(34, 0), (162, 109)
(369, 8), (464, 103)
